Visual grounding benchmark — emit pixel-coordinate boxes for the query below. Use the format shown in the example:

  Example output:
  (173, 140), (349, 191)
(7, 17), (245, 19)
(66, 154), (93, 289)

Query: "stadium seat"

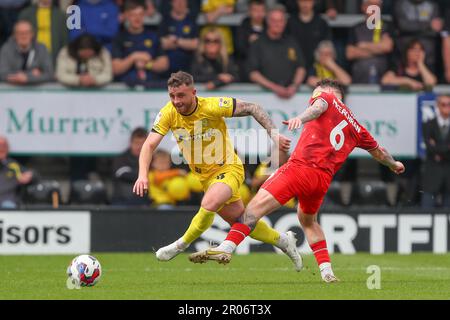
(70, 180), (108, 205)
(357, 180), (388, 206)
(24, 180), (61, 206)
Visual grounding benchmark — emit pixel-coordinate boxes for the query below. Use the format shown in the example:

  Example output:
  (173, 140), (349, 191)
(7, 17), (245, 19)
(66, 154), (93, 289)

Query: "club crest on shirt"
(287, 48), (297, 61)
(219, 98), (229, 107)
(183, 25), (191, 34)
(153, 112), (162, 126)
(144, 39), (153, 48)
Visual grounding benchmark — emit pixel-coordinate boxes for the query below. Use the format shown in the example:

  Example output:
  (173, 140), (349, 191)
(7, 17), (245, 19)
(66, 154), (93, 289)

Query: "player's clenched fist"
(278, 134), (291, 152)
(271, 133), (291, 152)
(133, 176), (148, 197)
(282, 117), (302, 131)
(390, 161), (405, 175)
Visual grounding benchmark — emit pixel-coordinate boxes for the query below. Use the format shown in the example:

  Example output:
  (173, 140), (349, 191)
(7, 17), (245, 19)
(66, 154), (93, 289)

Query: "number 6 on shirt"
(330, 120), (348, 151)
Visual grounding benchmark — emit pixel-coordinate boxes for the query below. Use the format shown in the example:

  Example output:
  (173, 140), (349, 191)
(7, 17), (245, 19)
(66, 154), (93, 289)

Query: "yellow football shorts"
(200, 164), (245, 205)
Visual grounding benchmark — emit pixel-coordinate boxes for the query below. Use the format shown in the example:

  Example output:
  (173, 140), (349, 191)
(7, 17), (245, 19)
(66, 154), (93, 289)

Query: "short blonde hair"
(167, 71), (194, 88)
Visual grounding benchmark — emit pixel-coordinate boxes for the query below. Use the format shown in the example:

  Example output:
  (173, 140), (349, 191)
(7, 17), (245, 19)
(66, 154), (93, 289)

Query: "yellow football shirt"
(37, 7), (52, 53)
(152, 96), (242, 181)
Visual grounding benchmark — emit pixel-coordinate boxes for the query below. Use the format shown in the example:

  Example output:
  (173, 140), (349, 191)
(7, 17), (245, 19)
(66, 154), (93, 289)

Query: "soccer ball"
(67, 255), (102, 287)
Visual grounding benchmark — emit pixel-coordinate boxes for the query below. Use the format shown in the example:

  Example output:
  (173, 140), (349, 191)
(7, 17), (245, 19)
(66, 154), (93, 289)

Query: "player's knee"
(200, 199), (222, 212)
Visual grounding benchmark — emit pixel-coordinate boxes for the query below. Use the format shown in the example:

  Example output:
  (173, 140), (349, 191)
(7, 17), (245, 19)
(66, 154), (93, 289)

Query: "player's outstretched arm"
(233, 99), (291, 152)
(369, 146), (405, 175)
(132, 132), (164, 197)
(282, 98), (328, 130)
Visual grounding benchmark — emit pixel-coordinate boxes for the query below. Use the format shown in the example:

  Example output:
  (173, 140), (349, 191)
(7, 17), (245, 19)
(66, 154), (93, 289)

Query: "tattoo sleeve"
(297, 98), (328, 124)
(370, 146), (396, 169)
(241, 211), (258, 230)
(233, 100), (277, 137)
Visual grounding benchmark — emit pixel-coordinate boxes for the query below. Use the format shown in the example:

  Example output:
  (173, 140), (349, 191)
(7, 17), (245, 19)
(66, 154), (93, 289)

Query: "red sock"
(310, 240), (331, 266)
(225, 223), (251, 246)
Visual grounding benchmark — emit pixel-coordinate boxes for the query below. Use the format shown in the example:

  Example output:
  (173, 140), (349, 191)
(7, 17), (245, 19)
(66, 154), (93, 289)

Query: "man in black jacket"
(247, 4), (306, 99)
(112, 127), (151, 206)
(235, 0), (266, 82)
(422, 94), (450, 208)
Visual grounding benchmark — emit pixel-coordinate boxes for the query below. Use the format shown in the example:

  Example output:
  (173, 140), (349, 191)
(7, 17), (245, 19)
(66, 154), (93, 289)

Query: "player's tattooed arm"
(233, 100), (291, 152)
(369, 146), (405, 175)
(283, 98), (328, 130)
(233, 100), (277, 137)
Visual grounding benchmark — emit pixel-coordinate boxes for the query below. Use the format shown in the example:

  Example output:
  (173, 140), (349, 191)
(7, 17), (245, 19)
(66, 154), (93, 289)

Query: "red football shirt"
(290, 91), (379, 177)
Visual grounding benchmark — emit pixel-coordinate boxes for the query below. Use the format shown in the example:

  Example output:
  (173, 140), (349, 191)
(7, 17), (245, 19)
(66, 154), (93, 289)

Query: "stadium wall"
(0, 88), (424, 158)
(0, 209), (449, 255)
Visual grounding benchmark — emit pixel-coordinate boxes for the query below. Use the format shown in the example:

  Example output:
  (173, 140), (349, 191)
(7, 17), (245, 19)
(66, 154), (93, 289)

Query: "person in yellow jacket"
(148, 149), (188, 207)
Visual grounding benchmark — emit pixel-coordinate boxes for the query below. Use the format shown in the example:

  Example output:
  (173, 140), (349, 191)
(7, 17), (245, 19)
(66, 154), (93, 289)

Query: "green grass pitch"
(0, 253), (449, 300)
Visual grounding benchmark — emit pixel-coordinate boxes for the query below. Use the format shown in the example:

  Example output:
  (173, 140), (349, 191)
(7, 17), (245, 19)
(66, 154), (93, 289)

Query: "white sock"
(275, 232), (289, 251)
(214, 240), (236, 253)
(319, 262), (334, 279)
(176, 238), (190, 250)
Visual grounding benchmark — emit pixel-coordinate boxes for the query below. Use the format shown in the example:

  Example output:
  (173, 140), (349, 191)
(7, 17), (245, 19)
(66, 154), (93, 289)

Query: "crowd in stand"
(0, 0), (449, 93)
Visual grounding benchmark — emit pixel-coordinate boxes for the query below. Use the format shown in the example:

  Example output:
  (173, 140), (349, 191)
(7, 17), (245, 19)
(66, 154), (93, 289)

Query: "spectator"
(69, 0), (119, 52)
(200, 0), (235, 54)
(111, 127), (150, 206)
(148, 149), (187, 208)
(346, 0), (394, 84)
(160, 0), (199, 75)
(0, 20), (54, 85)
(58, 0), (73, 11)
(393, 0), (442, 72)
(191, 27), (239, 90)
(287, 0), (332, 73)
(157, 0), (201, 20)
(247, 5), (306, 99)
(235, 0), (266, 81)
(18, 0), (68, 64)
(0, 0), (30, 48)
(315, 0), (346, 18)
(279, 0), (345, 18)
(234, 0), (276, 13)
(421, 94), (450, 208)
(0, 136), (35, 209)
(117, 0), (161, 29)
(381, 39), (437, 91)
(112, 0), (169, 87)
(306, 40), (351, 87)
(442, 7), (450, 83)
(143, 0), (161, 20)
(56, 33), (113, 87)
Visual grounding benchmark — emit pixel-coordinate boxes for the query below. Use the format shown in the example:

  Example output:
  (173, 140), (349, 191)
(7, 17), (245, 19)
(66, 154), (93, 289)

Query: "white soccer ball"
(67, 255), (102, 287)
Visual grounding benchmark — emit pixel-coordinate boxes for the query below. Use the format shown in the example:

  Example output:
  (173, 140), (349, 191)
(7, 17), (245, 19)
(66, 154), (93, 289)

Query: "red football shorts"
(261, 162), (332, 214)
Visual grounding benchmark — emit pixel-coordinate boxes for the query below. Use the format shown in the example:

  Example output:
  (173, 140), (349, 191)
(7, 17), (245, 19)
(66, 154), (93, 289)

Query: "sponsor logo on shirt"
(219, 98), (229, 107)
